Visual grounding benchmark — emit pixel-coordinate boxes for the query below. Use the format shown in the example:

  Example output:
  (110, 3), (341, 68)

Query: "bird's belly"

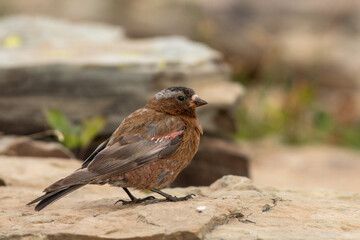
(107, 157), (190, 189)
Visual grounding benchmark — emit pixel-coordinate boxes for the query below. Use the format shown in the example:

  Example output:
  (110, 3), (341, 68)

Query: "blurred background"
(0, 0), (359, 192)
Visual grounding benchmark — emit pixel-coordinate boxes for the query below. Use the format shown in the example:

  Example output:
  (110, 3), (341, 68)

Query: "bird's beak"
(190, 95), (208, 108)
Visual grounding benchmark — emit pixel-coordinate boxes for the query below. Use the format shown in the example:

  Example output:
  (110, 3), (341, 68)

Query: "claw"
(143, 193), (197, 205)
(169, 193), (196, 201)
(115, 195), (156, 205)
(114, 199), (127, 205)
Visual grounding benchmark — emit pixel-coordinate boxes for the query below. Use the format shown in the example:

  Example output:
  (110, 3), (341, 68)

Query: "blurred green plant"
(234, 55), (360, 150)
(45, 109), (106, 150)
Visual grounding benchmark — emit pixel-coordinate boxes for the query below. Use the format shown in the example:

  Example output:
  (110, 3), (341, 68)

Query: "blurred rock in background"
(173, 136), (249, 187)
(0, 135), (74, 159)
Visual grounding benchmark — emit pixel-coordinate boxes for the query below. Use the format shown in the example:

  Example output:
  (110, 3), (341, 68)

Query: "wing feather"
(86, 113), (185, 175)
(87, 137), (173, 175)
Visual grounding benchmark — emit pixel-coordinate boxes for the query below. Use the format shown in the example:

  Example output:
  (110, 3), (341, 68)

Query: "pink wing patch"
(150, 130), (184, 143)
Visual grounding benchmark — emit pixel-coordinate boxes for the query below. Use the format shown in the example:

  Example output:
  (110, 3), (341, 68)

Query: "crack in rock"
(199, 210), (246, 239)
(262, 197), (280, 212)
(137, 214), (162, 227)
(237, 213), (256, 225)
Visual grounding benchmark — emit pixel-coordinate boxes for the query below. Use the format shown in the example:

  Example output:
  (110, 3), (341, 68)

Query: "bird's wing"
(44, 114), (185, 192)
(87, 114), (185, 175)
(81, 139), (109, 169)
(87, 132), (182, 175)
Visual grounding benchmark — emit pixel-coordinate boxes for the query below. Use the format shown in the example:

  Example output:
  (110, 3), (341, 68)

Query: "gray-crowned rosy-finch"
(28, 86), (207, 211)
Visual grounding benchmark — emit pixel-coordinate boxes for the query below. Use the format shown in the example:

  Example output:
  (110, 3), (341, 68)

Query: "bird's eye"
(177, 96), (185, 101)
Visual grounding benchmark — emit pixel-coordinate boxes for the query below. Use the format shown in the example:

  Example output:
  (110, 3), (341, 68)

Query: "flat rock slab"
(1, 156), (359, 240)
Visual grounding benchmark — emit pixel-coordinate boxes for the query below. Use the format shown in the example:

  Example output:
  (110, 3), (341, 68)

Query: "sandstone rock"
(0, 135), (74, 158)
(0, 15), (243, 136)
(173, 136), (249, 187)
(0, 15), (125, 47)
(0, 156), (80, 188)
(1, 156), (359, 240)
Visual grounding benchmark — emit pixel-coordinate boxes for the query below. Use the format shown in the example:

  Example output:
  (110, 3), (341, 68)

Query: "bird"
(27, 86), (207, 211)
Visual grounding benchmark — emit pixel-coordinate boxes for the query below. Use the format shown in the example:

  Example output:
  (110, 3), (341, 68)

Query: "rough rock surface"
(1, 156), (359, 240)
(0, 15), (243, 136)
(0, 135), (74, 158)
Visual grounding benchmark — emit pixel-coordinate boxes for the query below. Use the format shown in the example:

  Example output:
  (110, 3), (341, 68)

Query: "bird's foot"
(150, 188), (195, 203)
(115, 195), (156, 205)
(148, 194), (195, 204)
(164, 193), (196, 202)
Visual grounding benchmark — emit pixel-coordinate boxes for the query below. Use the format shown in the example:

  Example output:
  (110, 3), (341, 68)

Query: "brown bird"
(27, 86), (207, 211)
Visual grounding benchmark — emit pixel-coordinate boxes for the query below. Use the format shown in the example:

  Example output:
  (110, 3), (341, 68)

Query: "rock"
(173, 136), (249, 187)
(242, 142), (360, 192)
(0, 156), (81, 189)
(0, 15), (243, 136)
(0, 15), (125, 47)
(0, 135), (74, 159)
(1, 156), (360, 240)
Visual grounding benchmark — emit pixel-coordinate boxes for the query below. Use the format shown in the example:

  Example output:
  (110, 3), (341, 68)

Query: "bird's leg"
(115, 188), (155, 205)
(150, 188), (195, 202)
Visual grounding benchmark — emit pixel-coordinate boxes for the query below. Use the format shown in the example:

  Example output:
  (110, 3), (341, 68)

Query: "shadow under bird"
(27, 86), (207, 211)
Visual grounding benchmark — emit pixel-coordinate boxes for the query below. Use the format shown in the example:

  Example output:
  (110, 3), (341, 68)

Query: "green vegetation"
(45, 109), (106, 151)
(234, 57), (360, 150)
(235, 89), (360, 149)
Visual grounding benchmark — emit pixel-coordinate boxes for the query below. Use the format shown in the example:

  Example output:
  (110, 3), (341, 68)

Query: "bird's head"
(147, 86), (207, 117)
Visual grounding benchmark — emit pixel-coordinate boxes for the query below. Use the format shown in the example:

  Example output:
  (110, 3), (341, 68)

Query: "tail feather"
(27, 189), (63, 206)
(27, 184), (85, 211)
